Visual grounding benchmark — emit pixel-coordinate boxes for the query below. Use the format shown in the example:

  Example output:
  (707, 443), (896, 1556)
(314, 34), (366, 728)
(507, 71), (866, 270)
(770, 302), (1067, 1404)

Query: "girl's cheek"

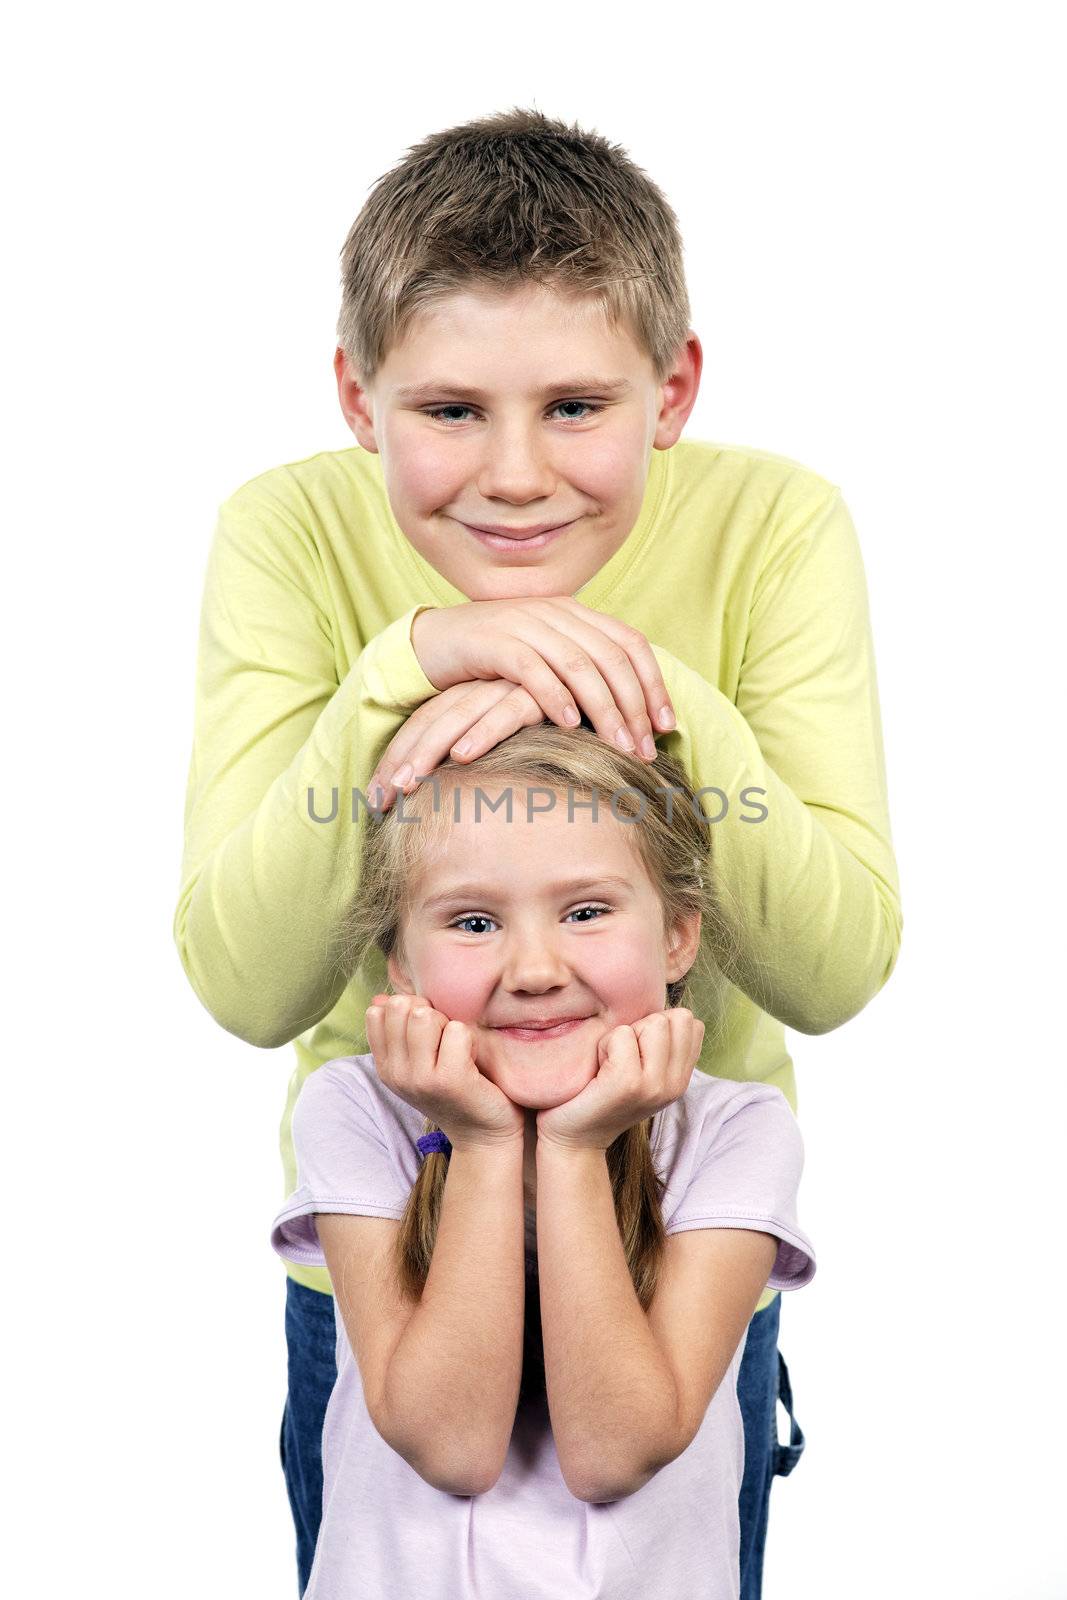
(422, 958), (490, 1024)
(591, 939), (664, 1018)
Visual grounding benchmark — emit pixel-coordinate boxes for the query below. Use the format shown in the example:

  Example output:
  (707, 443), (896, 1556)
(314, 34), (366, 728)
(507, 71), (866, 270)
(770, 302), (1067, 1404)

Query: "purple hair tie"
(417, 1130), (452, 1159)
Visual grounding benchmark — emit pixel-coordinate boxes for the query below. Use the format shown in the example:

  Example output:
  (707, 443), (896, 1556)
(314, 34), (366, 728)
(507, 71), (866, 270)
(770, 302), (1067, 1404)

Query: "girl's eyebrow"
(419, 874), (634, 914)
(395, 377), (633, 404)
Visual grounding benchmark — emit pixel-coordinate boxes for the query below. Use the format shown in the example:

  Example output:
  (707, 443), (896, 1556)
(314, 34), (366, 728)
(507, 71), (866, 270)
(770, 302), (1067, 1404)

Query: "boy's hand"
(414, 598), (675, 760)
(366, 994), (525, 1151)
(366, 678), (547, 810)
(535, 1008), (704, 1154)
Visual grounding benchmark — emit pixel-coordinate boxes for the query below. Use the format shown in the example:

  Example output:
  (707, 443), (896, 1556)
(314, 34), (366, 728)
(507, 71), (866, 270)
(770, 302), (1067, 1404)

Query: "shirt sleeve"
(173, 490), (439, 1048)
(270, 1062), (411, 1267)
(651, 486), (902, 1035)
(666, 1088), (816, 1291)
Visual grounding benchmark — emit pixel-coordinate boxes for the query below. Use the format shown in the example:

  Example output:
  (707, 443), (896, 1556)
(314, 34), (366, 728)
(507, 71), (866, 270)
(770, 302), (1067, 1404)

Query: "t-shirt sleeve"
(665, 1087), (816, 1290)
(270, 1062), (411, 1268)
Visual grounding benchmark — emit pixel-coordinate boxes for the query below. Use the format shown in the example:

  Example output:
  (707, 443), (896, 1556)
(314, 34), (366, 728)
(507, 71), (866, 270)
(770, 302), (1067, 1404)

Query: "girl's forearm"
(383, 1140), (525, 1493)
(535, 1141), (678, 1503)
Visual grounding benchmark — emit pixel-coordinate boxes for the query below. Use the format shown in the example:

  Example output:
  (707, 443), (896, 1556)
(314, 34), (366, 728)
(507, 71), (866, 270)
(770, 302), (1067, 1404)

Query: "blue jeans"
(280, 1279), (805, 1597)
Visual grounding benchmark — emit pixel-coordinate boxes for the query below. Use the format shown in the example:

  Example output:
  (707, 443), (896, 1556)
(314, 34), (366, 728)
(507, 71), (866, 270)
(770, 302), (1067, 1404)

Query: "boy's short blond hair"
(336, 107), (690, 384)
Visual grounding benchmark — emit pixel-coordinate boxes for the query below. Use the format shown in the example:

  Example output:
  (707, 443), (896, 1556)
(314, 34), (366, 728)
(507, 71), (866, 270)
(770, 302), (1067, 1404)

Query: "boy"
(175, 108), (901, 1597)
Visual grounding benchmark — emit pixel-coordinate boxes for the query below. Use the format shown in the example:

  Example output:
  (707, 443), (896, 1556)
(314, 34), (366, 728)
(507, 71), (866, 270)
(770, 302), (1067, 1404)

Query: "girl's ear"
(386, 950), (415, 995)
(665, 910), (702, 983)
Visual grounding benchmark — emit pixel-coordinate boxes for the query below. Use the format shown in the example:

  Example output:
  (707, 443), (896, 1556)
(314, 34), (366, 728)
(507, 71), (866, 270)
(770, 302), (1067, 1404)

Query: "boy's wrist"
(410, 604), (448, 688)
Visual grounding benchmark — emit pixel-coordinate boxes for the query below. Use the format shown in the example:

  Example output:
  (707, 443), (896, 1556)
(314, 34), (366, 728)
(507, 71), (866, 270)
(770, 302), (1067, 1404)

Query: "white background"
(6, 3), (1064, 1596)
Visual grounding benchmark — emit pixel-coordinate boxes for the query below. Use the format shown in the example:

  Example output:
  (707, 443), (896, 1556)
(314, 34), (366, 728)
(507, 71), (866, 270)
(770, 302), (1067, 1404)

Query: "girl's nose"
(501, 932), (571, 993)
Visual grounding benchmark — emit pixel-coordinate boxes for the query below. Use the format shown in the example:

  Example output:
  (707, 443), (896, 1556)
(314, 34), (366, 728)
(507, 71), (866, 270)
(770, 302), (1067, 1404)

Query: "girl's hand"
(535, 1008), (705, 1153)
(365, 994), (525, 1151)
(367, 678), (546, 813)
(413, 597), (674, 758)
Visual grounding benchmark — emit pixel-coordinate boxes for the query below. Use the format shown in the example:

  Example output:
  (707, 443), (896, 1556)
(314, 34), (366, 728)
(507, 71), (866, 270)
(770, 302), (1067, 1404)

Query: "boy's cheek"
(383, 432), (470, 514)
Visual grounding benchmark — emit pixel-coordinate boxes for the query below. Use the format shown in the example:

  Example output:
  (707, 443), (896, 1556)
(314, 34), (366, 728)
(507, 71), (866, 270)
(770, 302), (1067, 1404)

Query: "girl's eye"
(447, 904), (609, 936)
(450, 914), (497, 935)
(424, 401), (603, 427)
(566, 904), (609, 923)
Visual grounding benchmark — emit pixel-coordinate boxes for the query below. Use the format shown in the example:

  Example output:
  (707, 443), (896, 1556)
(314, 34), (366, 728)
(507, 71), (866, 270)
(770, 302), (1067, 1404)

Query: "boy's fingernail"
(657, 706), (675, 730)
(391, 763), (413, 786)
(641, 735), (656, 759)
(615, 728), (635, 751)
(452, 738), (472, 757)
(563, 705), (580, 726)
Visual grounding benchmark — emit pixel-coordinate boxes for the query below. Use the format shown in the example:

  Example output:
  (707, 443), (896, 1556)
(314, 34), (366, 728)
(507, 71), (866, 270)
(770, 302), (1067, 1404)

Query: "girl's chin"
(484, 1056), (597, 1112)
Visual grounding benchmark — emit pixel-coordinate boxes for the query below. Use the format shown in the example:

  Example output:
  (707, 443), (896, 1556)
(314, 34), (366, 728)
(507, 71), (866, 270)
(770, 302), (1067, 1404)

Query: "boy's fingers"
(447, 686), (544, 761)
(399, 681), (532, 773)
(543, 598), (676, 745)
(483, 611), (658, 761)
(481, 617), (640, 755)
(536, 613), (658, 758)
(472, 629), (592, 735)
(367, 681), (518, 808)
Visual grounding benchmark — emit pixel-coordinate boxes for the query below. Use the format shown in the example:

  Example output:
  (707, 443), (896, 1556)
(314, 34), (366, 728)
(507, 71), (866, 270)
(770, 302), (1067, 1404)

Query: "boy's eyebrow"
(419, 874), (635, 912)
(394, 377), (634, 404)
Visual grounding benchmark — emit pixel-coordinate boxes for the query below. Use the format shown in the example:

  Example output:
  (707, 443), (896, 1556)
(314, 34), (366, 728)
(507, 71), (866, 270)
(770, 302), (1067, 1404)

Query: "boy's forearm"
(175, 607), (436, 1048)
(535, 1141), (679, 1503)
(652, 644), (902, 1036)
(383, 1141), (525, 1494)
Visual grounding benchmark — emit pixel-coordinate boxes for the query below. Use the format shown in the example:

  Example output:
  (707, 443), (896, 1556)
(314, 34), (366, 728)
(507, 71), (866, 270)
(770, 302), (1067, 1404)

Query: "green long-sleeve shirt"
(175, 438), (901, 1304)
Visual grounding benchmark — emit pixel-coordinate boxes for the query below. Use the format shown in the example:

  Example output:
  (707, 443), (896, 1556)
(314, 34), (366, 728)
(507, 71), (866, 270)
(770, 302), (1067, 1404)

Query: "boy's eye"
(424, 401), (603, 426)
(427, 405), (476, 425)
(447, 905), (610, 936)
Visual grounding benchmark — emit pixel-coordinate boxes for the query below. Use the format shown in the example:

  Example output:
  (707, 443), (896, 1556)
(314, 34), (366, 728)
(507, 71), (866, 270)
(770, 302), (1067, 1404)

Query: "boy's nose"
(476, 425), (557, 505)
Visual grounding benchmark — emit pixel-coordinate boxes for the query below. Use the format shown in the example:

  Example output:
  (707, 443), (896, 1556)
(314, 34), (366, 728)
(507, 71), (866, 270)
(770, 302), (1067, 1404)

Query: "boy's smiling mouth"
(458, 518), (576, 552)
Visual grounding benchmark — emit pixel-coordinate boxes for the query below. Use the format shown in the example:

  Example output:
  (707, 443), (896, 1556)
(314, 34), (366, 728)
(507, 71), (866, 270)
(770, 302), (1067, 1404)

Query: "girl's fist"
(535, 1007), (704, 1152)
(366, 994), (525, 1150)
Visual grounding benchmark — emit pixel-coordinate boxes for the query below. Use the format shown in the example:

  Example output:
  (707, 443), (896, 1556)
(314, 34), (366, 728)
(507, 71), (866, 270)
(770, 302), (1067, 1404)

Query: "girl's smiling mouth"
(491, 1016), (593, 1041)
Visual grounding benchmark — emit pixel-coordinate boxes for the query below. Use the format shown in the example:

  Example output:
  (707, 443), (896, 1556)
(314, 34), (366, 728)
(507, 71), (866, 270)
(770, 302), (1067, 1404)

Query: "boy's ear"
(652, 332), (703, 451)
(665, 909), (702, 984)
(334, 347), (380, 454)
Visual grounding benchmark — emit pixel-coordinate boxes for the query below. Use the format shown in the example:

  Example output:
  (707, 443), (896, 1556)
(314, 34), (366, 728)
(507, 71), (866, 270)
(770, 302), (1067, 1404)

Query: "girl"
(271, 724), (816, 1599)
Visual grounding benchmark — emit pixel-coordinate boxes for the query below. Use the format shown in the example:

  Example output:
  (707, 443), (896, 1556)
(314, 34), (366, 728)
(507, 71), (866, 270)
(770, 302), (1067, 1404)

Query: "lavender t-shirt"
(271, 1055), (816, 1600)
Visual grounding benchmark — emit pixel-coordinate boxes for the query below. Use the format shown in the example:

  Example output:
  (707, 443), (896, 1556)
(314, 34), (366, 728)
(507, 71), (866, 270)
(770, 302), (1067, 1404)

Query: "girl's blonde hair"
(333, 724), (744, 1330)
(336, 106), (691, 385)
